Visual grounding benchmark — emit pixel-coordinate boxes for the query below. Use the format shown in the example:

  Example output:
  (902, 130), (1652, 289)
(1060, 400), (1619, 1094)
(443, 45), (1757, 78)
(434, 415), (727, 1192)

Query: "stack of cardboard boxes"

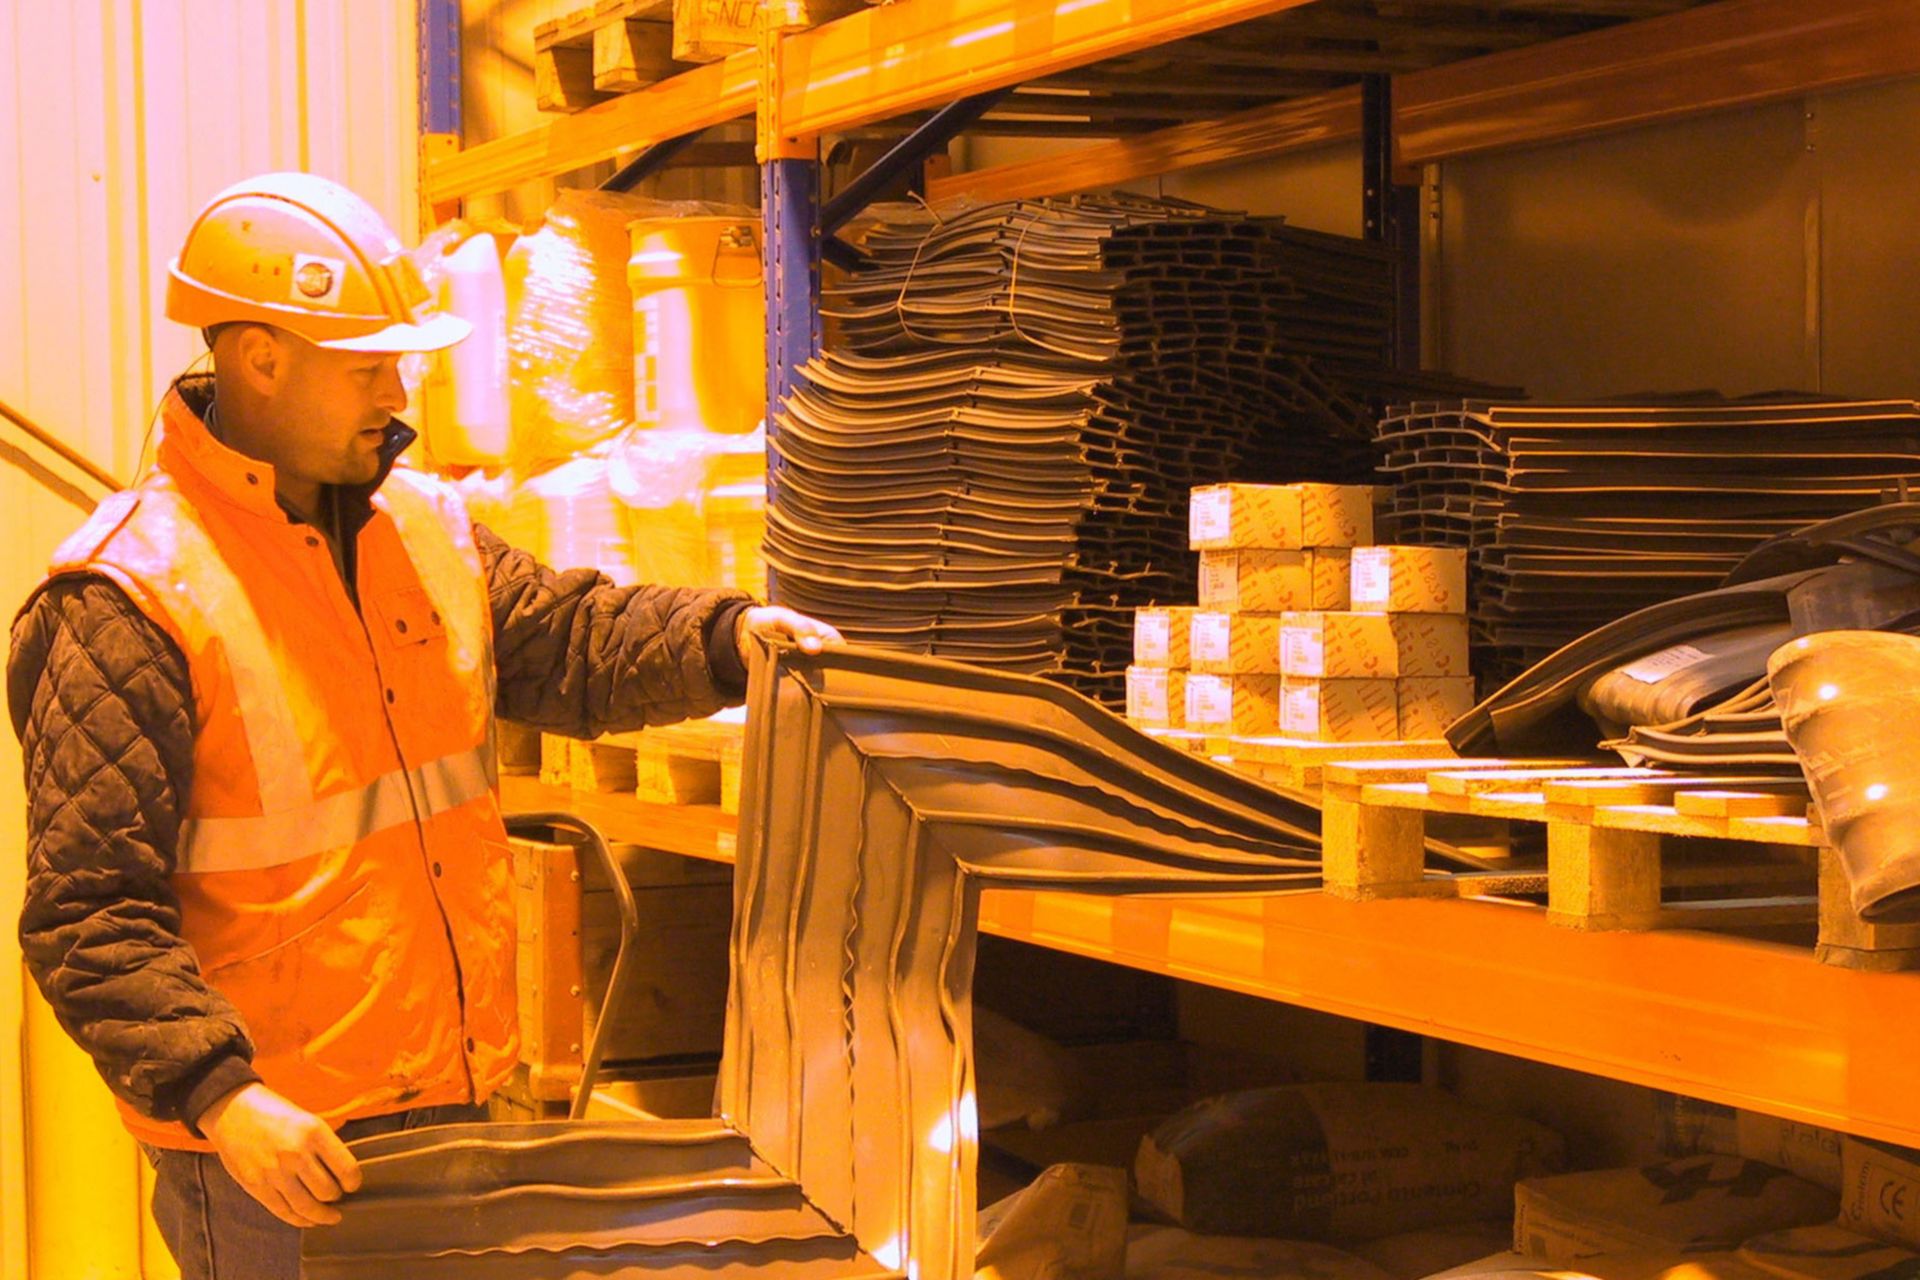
(1125, 483), (1476, 742)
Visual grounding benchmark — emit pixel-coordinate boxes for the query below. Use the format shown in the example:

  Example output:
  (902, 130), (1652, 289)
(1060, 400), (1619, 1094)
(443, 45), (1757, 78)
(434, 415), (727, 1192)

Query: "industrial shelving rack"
(424, 0), (1920, 1149)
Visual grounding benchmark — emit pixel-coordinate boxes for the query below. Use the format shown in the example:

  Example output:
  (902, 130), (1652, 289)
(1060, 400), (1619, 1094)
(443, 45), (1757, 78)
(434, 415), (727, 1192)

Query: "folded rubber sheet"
(304, 645), (1319, 1280)
(1451, 505), (1920, 760)
(774, 195), (1503, 706)
(1375, 397), (1920, 685)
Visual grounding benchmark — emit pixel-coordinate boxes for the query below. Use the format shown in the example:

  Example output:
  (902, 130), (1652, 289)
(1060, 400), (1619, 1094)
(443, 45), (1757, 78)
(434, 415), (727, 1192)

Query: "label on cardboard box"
(1135, 611), (1173, 665)
(1189, 487), (1235, 546)
(1127, 666), (1171, 727)
(1186, 674), (1233, 729)
(1190, 612), (1232, 669)
(1351, 546), (1468, 613)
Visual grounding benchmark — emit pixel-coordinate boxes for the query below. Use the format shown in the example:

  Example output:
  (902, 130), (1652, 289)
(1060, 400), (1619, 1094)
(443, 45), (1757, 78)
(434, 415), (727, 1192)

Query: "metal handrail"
(501, 811), (643, 1120)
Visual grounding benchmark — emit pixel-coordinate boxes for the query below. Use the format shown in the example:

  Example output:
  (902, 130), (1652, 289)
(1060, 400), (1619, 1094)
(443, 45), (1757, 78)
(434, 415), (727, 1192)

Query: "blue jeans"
(142, 1102), (487, 1280)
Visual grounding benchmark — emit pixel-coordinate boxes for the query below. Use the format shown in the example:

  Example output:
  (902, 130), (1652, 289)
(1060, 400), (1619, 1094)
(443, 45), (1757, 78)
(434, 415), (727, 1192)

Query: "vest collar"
(155, 376), (418, 524)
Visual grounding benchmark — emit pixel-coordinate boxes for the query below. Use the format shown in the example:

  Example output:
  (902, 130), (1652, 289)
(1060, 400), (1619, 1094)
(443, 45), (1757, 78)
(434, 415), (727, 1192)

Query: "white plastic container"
(424, 232), (510, 466)
(628, 216), (765, 437)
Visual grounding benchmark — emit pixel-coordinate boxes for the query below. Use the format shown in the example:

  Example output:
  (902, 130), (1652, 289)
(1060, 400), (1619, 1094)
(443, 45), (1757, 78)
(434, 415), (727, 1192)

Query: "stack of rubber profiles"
(770, 195), (1496, 706)
(1374, 395), (1920, 685)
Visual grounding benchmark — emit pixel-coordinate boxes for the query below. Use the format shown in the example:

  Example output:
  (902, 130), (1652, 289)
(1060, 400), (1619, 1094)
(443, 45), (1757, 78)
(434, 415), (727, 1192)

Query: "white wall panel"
(0, 4), (417, 1276)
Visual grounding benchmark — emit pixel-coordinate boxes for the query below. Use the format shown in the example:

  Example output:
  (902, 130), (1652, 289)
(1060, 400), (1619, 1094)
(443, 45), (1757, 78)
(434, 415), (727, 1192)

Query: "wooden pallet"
(531, 0), (868, 112)
(1320, 759), (1920, 971)
(541, 713), (746, 814)
(1142, 728), (1456, 797)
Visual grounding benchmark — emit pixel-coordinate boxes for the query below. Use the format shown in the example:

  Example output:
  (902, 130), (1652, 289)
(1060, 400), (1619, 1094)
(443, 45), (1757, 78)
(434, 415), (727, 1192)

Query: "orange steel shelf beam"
(424, 53), (757, 208)
(774, 0), (1320, 143)
(504, 777), (1920, 1147)
(1394, 0), (1920, 168)
(927, 86), (1362, 205)
(976, 888), (1920, 1150)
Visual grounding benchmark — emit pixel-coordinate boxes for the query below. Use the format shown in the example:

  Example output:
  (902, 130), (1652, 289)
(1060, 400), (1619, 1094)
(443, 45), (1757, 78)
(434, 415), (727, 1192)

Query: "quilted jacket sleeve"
(477, 523), (755, 737)
(9, 576), (260, 1126)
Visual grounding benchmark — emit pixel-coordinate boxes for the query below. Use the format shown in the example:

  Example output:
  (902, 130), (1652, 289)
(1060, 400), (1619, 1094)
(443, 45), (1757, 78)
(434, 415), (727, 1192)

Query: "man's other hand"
(198, 1083), (362, 1228)
(736, 605), (844, 663)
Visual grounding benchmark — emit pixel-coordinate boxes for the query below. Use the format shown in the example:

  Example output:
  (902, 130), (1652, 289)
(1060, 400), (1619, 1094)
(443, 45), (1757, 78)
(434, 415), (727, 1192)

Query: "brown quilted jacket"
(10, 397), (752, 1129)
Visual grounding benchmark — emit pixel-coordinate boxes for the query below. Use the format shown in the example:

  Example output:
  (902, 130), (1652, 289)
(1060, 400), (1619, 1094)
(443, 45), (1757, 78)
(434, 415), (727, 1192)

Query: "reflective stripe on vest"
(162, 500), (314, 815)
(177, 743), (499, 874)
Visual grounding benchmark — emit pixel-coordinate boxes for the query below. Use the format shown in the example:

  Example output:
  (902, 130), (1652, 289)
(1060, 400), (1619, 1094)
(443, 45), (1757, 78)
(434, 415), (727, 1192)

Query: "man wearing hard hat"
(8, 172), (839, 1278)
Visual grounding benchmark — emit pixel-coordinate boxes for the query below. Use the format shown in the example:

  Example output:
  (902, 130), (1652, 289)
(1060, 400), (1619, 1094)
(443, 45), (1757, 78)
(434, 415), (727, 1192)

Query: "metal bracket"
(820, 88), (1006, 236)
(602, 129), (708, 192)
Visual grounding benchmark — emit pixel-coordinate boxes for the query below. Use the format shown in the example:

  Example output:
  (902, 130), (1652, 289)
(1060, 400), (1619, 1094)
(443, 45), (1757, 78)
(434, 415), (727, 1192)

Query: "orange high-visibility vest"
(47, 389), (517, 1151)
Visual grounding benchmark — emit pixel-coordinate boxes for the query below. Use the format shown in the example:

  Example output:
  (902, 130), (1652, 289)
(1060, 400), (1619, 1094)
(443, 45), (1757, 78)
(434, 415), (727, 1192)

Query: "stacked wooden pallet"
(531, 0), (869, 112)
(1318, 757), (1920, 971)
(533, 713), (748, 814)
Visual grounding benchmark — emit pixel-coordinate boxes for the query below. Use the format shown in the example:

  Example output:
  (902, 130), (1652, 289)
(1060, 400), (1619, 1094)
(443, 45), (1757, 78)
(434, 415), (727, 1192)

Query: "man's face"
(261, 330), (408, 488)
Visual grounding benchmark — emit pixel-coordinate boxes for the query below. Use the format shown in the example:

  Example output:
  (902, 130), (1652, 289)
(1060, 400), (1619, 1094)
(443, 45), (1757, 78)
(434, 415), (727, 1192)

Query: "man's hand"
(736, 605), (843, 664)
(198, 1083), (362, 1228)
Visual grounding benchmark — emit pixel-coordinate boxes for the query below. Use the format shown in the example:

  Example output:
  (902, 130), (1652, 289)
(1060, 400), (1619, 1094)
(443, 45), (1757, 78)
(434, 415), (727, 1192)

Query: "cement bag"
(975, 1164), (1128, 1280)
(1513, 1159), (1838, 1264)
(505, 189), (641, 469)
(1135, 1084), (1567, 1242)
(1424, 1251), (1768, 1280)
(1353, 1222), (1517, 1280)
(1125, 1226), (1394, 1280)
(975, 1006), (1090, 1133)
(1840, 1138), (1920, 1250)
(1739, 1223), (1920, 1280)
(1654, 1098), (1843, 1194)
(516, 451), (634, 584)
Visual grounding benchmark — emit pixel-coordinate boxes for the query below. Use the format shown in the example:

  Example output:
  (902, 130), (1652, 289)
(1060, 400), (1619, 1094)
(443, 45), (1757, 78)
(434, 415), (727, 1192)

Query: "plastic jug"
(628, 216), (766, 437)
(422, 233), (510, 466)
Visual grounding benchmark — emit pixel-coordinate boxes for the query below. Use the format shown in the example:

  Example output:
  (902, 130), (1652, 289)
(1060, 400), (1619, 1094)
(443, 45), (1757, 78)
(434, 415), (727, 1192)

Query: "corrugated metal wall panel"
(0, 4), (417, 1277)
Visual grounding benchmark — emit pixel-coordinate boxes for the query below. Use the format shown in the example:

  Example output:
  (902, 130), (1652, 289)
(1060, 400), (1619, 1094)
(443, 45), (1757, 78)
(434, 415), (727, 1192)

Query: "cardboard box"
(1398, 677), (1477, 740)
(1514, 1158), (1839, 1263)
(1279, 676), (1400, 742)
(1280, 612), (1471, 680)
(1185, 673), (1281, 737)
(1841, 1137), (1920, 1249)
(1126, 666), (1187, 730)
(1134, 606), (1197, 668)
(1190, 612), (1284, 675)
(1198, 551), (1352, 613)
(1312, 548), (1353, 610)
(1351, 545), (1469, 614)
(1189, 483), (1374, 551)
(1741, 1224), (1920, 1280)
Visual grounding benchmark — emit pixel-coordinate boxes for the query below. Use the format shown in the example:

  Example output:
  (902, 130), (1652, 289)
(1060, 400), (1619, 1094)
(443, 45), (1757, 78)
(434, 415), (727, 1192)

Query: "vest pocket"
(371, 585), (446, 649)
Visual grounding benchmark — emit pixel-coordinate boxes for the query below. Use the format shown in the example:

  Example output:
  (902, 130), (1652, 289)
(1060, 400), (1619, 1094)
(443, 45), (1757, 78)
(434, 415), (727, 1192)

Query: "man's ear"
(226, 324), (284, 395)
